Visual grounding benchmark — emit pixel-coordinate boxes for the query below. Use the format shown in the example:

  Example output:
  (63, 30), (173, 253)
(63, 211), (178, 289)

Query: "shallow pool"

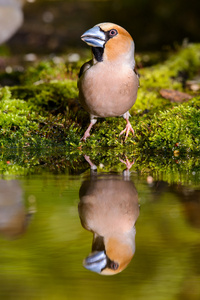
(0, 153), (200, 300)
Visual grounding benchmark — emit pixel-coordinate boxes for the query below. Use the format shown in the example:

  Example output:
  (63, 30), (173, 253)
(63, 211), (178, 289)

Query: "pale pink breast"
(79, 65), (139, 118)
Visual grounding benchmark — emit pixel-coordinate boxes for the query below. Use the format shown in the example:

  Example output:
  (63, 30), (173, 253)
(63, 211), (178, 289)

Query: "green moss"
(20, 60), (81, 85)
(0, 87), (81, 148)
(135, 101), (200, 153)
(132, 43), (200, 114)
(11, 80), (78, 114)
(0, 44), (200, 156)
(0, 87), (40, 147)
(184, 95), (200, 109)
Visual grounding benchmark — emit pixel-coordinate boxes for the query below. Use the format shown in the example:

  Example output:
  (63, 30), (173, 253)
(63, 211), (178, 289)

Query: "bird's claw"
(81, 132), (90, 142)
(80, 119), (97, 142)
(119, 157), (135, 170)
(119, 120), (134, 140)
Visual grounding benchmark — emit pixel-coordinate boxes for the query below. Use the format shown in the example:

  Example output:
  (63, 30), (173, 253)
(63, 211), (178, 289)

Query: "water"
(0, 153), (200, 300)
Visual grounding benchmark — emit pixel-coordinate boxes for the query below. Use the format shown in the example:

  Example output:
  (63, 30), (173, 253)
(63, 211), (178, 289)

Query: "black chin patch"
(92, 47), (104, 62)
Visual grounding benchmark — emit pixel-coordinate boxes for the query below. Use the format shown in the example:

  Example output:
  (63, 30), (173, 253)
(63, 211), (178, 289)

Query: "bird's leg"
(81, 118), (97, 141)
(119, 156), (135, 180)
(84, 155), (97, 170)
(119, 157), (135, 170)
(119, 112), (134, 140)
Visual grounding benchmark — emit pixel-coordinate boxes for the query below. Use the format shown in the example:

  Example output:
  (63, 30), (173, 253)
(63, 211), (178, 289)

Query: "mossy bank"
(0, 44), (200, 155)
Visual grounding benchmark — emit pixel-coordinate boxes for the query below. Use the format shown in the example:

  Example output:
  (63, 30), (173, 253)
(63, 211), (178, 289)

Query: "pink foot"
(81, 118), (97, 141)
(119, 119), (134, 140)
(119, 157), (135, 170)
(81, 130), (90, 141)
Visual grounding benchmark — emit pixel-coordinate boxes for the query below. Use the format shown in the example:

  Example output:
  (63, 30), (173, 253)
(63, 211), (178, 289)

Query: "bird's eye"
(109, 29), (118, 37)
(110, 261), (119, 270)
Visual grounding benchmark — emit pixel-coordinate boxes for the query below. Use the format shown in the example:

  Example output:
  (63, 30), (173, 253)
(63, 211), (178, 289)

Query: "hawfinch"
(78, 155), (139, 275)
(78, 22), (139, 141)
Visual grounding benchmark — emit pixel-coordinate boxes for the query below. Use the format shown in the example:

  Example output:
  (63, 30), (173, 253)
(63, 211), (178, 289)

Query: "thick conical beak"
(81, 26), (105, 48)
(83, 251), (107, 273)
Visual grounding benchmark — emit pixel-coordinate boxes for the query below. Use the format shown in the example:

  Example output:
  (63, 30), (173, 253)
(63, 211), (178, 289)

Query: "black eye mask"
(92, 28), (119, 62)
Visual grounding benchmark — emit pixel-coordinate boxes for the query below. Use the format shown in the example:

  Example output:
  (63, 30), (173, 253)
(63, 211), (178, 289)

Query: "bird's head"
(83, 230), (135, 275)
(81, 22), (135, 67)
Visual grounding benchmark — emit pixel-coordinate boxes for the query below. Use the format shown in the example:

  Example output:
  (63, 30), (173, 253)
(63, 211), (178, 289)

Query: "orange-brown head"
(83, 229), (136, 275)
(81, 22), (135, 68)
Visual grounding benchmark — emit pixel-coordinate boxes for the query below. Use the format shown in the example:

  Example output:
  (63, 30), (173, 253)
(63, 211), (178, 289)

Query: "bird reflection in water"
(78, 155), (140, 275)
(0, 180), (35, 239)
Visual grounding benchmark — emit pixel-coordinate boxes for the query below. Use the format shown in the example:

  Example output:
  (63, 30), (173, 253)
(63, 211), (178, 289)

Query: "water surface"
(0, 154), (200, 300)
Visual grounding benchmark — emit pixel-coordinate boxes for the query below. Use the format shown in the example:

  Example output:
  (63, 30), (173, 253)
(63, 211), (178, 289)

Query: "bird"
(78, 155), (139, 275)
(78, 22), (139, 141)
